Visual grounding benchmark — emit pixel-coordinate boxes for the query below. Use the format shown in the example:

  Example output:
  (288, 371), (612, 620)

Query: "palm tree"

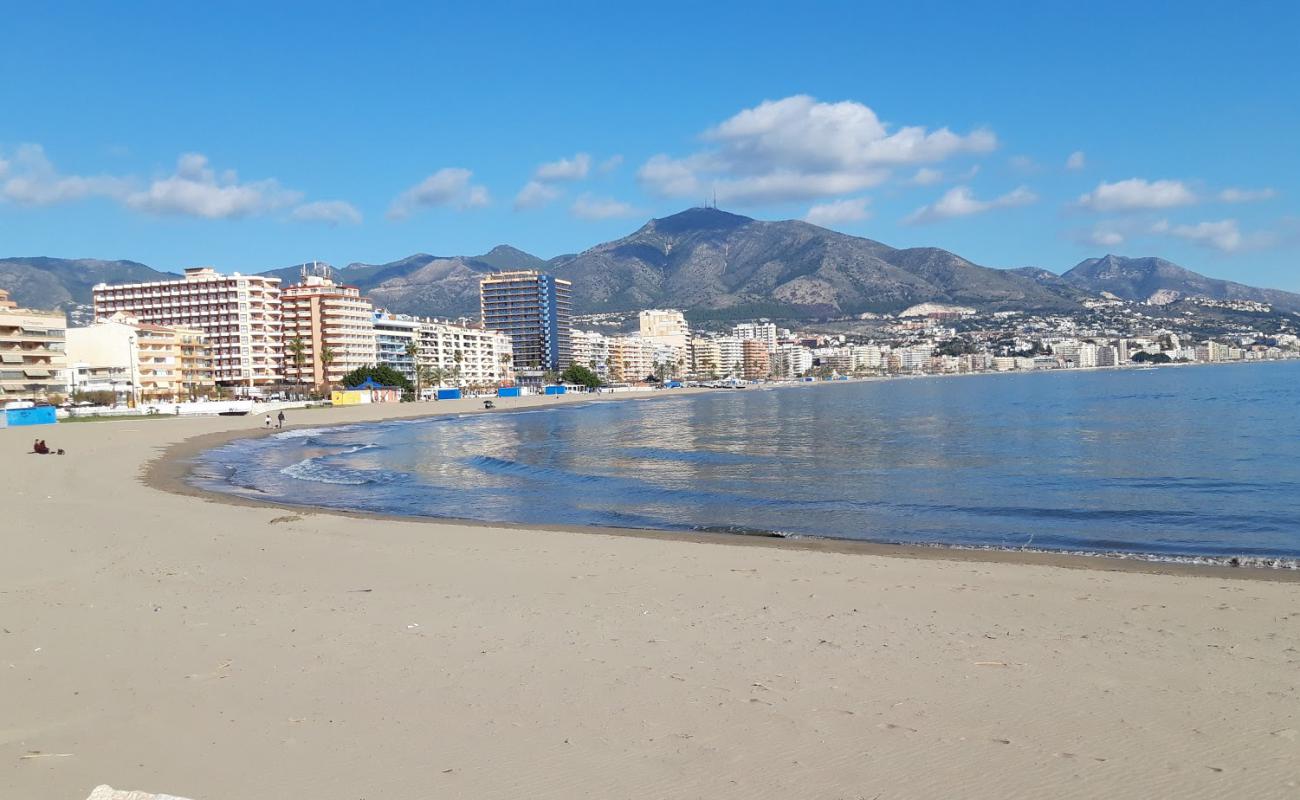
(319, 345), (336, 391)
(405, 339), (421, 400)
(287, 336), (306, 397)
(452, 349), (464, 387)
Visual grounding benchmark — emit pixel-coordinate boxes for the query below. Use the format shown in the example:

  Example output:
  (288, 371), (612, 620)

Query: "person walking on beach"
(264, 414), (272, 429)
(277, 410), (286, 429)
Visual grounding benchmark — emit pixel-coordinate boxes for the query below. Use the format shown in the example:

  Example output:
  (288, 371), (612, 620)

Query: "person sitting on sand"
(32, 439), (49, 455)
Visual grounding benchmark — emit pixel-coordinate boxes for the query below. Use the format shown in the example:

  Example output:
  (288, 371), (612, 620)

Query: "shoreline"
(147, 392), (1300, 583)
(7, 382), (1300, 799)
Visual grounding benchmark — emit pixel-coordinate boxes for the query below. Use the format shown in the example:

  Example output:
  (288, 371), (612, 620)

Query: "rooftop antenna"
(712, 187), (717, 209)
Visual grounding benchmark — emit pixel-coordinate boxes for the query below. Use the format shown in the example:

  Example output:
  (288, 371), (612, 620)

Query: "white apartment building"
(771, 345), (813, 379)
(852, 344), (888, 371)
(373, 312), (422, 382)
(733, 322), (778, 351)
(66, 313), (213, 403)
(417, 319), (514, 389)
(93, 267), (282, 387)
(717, 336), (746, 376)
(638, 309), (690, 348)
(570, 329), (611, 380)
(281, 275), (377, 387)
(607, 336), (658, 382)
(691, 337), (722, 377)
(897, 345), (934, 373)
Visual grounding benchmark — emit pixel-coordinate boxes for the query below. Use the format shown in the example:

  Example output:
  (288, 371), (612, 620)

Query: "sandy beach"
(3, 394), (1299, 800)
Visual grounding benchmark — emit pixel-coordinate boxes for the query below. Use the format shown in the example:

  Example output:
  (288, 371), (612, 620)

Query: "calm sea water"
(192, 362), (1300, 563)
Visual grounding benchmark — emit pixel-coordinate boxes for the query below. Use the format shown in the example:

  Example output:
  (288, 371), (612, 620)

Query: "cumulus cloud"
(1009, 155), (1040, 174)
(1076, 178), (1196, 212)
(1066, 151), (1086, 170)
(1218, 187), (1276, 203)
(909, 167), (944, 186)
(534, 153), (591, 182)
(388, 167), (489, 219)
(570, 193), (640, 220)
(637, 95), (996, 205)
(0, 143), (132, 205)
(291, 200), (362, 226)
(805, 197), (872, 227)
(1088, 226), (1125, 247)
(124, 153), (301, 219)
(1150, 218), (1251, 253)
(513, 180), (561, 211)
(904, 185), (1037, 224)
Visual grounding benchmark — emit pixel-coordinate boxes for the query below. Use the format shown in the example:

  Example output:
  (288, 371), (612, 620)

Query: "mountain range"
(3, 208), (1298, 319)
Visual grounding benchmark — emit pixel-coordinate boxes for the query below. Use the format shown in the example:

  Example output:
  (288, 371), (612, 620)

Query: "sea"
(191, 361), (1300, 566)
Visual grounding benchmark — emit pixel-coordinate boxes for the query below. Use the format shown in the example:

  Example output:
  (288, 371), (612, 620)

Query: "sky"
(1, 1), (1298, 290)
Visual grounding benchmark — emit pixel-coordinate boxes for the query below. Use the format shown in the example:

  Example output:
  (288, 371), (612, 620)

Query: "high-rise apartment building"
(0, 288), (67, 402)
(742, 339), (771, 380)
(638, 309), (690, 348)
(479, 271), (572, 371)
(733, 322), (778, 352)
(280, 274), (376, 387)
(93, 267), (281, 387)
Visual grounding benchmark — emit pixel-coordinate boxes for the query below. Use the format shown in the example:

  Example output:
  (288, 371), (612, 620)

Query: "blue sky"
(2, 1), (1297, 289)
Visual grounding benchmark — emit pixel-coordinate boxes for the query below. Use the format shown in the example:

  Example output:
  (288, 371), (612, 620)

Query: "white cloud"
(905, 185), (1037, 224)
(124, 153), (301, 219)
(1151, 218), (1247, 253)
(909, 167), (943, 186)
(0, 143), (132, 206)
(805, 197), (872, 227)
(1088, 226), (1125, 247)
(1066, 151), (1086, 170)
(534, 153), (591, 182)
(599, 154), (624, 173)
(1077, 178), (1196, 212)
(638, 94), (996, 205)
(1009, 155), (1040, 173)
(513, 180), (561, 210)
(1218, 187), (1276, 203)
(291, 200), (362, 226)
(571, 193), (640, 220)
(388, 167), (489, 219)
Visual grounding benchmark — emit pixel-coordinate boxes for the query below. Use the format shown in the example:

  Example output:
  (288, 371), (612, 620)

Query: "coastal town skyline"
(3, 3), (1299, 292)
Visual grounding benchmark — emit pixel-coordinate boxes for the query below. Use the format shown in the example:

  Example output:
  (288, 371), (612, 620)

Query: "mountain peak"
(470, 244), (547, 272)
(648, 207), (754, 236)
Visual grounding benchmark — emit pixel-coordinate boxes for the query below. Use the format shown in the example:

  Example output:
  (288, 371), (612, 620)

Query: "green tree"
(405, 340), (421, 399)
(560, 363), (601, 388)
(451, 349), (464, 386)
(319, 345), (336, 388)
(287, 336), (307, 393)
(340, 364), (413, 391)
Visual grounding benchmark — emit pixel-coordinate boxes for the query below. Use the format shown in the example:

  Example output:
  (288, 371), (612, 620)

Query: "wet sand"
(3, 394), (1299, 799)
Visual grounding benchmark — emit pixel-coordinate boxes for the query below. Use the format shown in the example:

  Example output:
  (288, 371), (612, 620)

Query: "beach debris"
(85, 785), (195, 800)
(347, 588), (373, 593)
(20, 751), (73, 760)
(268, 515), (302, 525)
(185, 660), (232, 680)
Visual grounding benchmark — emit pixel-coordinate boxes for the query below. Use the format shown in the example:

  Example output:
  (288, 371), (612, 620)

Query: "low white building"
(417, 319), (514, 389)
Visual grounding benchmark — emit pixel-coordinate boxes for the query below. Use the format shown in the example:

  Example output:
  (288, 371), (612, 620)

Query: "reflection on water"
(192, 363), (1300, 561)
